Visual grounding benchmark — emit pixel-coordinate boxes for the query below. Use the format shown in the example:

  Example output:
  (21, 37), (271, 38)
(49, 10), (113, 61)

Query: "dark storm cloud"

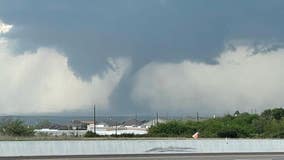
(1, 0), (284, 114)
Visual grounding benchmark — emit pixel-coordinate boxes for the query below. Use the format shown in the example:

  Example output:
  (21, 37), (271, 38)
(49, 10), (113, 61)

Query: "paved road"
(2, 153), (284, 160)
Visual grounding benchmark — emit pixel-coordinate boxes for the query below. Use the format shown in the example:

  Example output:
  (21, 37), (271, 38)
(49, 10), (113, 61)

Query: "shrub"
(84, 131), (100, 137)
(0, 119), (34, 136)
(217, 129), (238, 138)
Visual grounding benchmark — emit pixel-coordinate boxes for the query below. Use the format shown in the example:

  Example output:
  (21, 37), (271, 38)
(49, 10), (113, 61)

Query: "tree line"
(148, 108), (284, 138)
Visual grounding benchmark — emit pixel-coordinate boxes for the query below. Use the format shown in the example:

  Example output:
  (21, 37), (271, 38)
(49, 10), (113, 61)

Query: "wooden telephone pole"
(93, 104), (96, 134)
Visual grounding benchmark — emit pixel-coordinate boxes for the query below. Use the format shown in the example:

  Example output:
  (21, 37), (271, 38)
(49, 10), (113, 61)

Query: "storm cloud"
(0, 20), (130, 114)
(132, 45), (284, 115)
(1, 1), (284, 115)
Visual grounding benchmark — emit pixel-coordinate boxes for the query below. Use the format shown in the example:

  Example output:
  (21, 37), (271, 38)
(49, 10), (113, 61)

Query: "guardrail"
(0, 139), (284, 157)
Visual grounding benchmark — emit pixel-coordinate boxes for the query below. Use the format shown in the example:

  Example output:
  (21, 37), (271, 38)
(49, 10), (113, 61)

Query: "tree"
(0, 119), (34, 136)
(271, 108), (284, 120)
(261, 109), (272, 120)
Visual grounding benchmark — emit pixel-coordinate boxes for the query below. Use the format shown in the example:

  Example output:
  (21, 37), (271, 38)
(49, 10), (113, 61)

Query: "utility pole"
(135, 112), (138, 126)
(115, 121), (118, 137)
(196, 112), (199, 122)
(93, 104), (96, 134)
(156, 112), (159, 125)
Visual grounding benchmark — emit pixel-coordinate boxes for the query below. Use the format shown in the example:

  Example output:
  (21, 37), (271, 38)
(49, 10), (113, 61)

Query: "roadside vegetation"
(149, 108), (284, 138)
(0, 118), (34, 137)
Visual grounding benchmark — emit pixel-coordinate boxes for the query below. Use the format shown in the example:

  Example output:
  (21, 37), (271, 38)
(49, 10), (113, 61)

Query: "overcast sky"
(1, 0), (284, 116)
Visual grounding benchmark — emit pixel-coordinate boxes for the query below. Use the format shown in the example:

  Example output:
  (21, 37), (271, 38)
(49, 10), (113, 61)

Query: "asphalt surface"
(2, 153), (284, 160)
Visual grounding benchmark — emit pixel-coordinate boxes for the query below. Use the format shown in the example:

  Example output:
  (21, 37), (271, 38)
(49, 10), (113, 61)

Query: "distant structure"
(141, 118), (167, 129)
(87, 123), (103, 131)
(121, 119), (146, 128)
